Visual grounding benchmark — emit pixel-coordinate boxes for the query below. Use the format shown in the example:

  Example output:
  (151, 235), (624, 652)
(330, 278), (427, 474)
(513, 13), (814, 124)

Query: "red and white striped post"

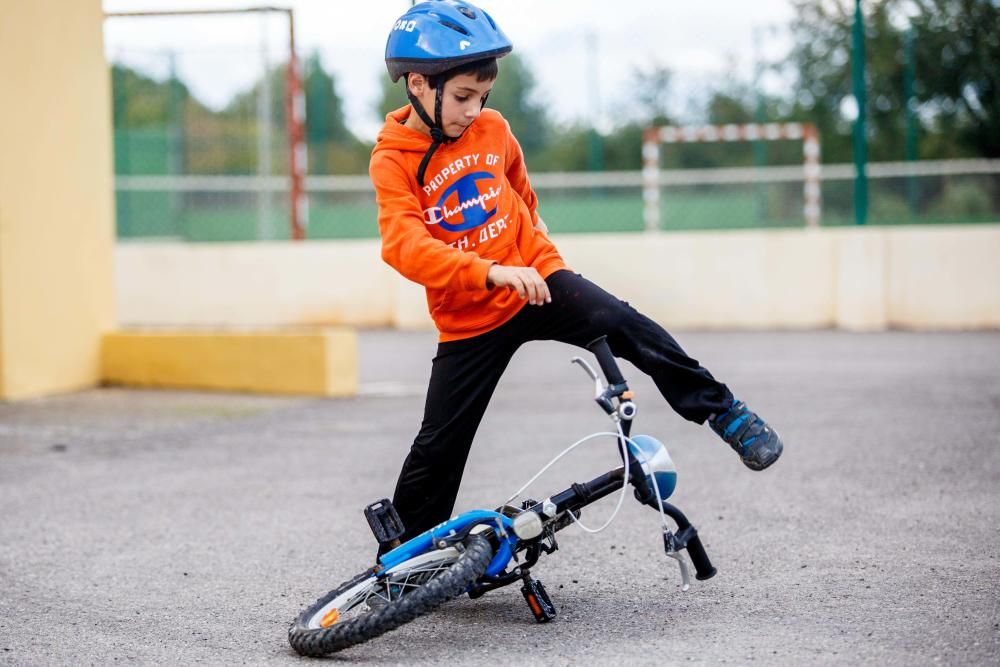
(642, 123), (822, 230)
(802, 124), (821, 228)
(642, 127), (661, 231)
(286, 15), (308, 240)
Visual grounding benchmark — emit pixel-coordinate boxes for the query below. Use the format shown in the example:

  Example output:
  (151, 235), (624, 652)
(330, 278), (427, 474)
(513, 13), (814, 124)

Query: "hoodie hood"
(373, 105), (435, 154)
(373, 105), (495, 156)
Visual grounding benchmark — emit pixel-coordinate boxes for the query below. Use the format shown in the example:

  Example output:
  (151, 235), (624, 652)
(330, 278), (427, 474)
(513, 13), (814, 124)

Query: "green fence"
(115, 168), (1000, 241)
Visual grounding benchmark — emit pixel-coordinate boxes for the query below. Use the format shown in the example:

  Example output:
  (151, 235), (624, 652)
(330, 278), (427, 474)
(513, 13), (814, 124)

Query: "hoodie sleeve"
(371, 154), (495, 291)
(503, 123), (540, 226)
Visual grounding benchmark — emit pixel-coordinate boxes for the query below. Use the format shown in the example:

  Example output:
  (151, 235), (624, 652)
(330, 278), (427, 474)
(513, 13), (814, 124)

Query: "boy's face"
(409, 72), (494, 138)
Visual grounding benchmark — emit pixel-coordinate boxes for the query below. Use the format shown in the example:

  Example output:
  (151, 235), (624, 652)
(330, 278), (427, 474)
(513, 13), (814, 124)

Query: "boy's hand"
(486, 265), (551, 305)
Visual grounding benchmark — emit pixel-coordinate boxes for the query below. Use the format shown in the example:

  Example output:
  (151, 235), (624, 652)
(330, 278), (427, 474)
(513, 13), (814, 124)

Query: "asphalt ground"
(1, 329), (998, 666)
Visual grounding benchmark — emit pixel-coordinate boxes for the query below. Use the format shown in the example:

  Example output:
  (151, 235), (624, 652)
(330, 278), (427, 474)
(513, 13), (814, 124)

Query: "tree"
(630, 61), (675, 126)
(529, 124), (593, 171)
(909, 0), (1000, 157)
(224, 58), (370, 174)
(111, 64), (191, 128)
(376, 71), (409, 120)
(303, 53), (371, 173)
(786, 0), (999, 161)
(785, 0), (907, 162)
(304, 52), (351, 145)
(487, 54), (550, 160)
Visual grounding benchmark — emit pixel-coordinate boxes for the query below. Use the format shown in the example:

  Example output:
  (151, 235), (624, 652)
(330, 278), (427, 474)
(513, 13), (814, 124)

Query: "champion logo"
(440, 184), (501, 219)
(422, 171), (499, 232)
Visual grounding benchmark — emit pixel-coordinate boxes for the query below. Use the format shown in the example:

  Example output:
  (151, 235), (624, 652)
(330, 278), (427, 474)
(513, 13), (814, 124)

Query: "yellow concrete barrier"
(0, 0), (115, 400)
(101, 329), (357, 397)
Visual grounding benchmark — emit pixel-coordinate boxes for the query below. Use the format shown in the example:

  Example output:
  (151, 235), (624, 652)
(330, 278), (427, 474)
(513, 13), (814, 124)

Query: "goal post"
(104, 7), (308, 240)
(642, 123), (821, 230)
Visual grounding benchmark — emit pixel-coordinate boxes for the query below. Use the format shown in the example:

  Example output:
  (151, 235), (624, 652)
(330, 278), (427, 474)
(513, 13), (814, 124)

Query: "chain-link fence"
(113, 161), (1000, 241)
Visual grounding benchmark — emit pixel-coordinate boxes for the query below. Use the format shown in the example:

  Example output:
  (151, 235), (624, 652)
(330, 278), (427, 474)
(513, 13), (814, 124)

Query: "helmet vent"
(456, 6), (477, 20)
(438, 18), (471, 36)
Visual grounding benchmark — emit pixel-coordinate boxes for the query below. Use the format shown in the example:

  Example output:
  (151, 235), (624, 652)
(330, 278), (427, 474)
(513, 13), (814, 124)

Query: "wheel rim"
(306, 547), (462, 629)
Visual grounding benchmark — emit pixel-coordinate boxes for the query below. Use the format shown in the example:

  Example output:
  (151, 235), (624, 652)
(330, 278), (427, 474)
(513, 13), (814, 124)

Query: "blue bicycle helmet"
(385, 1), (512, 186)
(385, 1), (512, 83)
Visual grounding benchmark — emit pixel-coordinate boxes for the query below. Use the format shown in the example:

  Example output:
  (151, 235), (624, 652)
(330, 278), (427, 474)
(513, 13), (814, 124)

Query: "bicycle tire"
(288, 534), (494, 656)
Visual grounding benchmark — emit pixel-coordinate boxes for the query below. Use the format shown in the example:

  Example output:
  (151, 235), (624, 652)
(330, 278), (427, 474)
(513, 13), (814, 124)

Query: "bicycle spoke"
(316, 551), (461, 625)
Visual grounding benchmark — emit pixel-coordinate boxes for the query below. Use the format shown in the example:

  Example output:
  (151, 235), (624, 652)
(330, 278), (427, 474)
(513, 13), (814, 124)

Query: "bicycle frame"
(375, 336), (716, 589)
(378, 510), (517, 578)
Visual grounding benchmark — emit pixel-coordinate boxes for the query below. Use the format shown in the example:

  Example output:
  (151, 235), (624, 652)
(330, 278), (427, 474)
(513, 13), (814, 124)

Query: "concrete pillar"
(0, 0), (116, 399)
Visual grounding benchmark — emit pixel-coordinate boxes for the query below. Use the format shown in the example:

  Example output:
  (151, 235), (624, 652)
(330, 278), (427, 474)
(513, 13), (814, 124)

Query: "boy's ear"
(406, 73), (426, 96)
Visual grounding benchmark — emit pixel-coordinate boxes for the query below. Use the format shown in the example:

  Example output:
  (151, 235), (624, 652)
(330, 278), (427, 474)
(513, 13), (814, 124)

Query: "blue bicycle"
(289, 336), (716, 656)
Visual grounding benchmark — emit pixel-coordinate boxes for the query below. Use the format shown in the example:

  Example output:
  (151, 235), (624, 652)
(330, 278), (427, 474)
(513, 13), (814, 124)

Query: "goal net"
(104, 8), (307, 240)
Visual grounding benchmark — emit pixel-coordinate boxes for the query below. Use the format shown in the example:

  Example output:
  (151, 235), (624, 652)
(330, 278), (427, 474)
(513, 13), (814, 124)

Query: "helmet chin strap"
(407, 83), (454, 188)
(406, 78), (491, 188)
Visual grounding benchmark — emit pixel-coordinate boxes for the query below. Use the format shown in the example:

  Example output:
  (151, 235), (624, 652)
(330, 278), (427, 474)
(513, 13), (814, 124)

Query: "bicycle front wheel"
(288, 534), (493, 656)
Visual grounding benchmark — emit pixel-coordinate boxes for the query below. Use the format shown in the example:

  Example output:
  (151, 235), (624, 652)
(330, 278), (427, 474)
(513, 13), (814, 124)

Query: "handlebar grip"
(685, 534), (717, 581)
(586, 336), (626, 386)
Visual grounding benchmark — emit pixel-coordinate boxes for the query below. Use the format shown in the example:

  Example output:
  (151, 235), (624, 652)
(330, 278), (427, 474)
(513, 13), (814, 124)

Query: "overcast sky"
(103, 0), (797, 140)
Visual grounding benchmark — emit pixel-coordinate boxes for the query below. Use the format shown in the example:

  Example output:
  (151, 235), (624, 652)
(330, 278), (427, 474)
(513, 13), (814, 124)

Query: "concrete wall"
(115, 225), (1000, 333)
(0, 0), (116, 399)
(115, 241), (397, 328)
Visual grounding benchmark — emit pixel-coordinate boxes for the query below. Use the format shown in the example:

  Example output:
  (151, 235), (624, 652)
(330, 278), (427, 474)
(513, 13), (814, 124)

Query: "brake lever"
(663, 529), (691, 591)
(571, 356), (604, 398)
(665, 551), (691, 592)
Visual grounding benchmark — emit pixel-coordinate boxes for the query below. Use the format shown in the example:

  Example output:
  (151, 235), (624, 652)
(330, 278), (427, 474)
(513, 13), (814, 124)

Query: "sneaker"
(709, 400), (783, 471)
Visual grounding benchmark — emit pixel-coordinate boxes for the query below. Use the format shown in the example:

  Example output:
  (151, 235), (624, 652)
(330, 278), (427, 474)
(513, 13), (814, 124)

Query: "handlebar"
(585, 336), (626, 388)
(566, 340), (717, 588)
(659, 503), (718, 581)
(684, 534), (717, 580)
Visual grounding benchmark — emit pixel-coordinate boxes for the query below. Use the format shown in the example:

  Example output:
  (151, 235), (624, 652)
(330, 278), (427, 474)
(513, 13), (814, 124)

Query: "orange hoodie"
(370, 106), (567, 342)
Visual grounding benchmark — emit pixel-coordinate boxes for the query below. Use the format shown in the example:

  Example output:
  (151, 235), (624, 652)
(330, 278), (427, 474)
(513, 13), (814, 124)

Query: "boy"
(370, 0), (783, 547)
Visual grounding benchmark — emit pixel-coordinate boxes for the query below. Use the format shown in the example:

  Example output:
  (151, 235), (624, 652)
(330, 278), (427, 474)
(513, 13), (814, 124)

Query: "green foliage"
(787, 0), (1000, 161)
(601, 123), (645, 170)
(377, 74), (410, 120)
(304, 52), (351, 144)
(488, 54), (550, 160)
(630, 61), (674, 126)
(909, 0), (1000, 157)
(112, 0), (1000, 183)
(869, 190), (911, 222)
(929, 180), (994, 219)
(113, 55), (371, 176)
(111, 64), (191, 128)
(528, 124), (592, 171)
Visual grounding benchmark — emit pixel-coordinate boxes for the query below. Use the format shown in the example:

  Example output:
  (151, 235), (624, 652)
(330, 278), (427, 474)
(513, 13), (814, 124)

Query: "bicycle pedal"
(520, 577), (556, 623)
(364, 498), (405, 547)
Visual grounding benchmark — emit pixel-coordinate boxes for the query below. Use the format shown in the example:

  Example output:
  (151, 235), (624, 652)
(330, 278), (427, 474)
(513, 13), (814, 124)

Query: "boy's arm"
(372, 155), (494, 291)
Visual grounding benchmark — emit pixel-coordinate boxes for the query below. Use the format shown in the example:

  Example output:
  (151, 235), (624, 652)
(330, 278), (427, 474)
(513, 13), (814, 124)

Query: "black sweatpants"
(389, 269), (733, 543)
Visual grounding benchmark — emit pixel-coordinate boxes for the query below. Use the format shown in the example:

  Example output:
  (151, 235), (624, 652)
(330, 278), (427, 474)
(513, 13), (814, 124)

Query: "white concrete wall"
(885, 226), (1000, 329)
(115, 225), (1000, 332)
(116, 240), (398, 328)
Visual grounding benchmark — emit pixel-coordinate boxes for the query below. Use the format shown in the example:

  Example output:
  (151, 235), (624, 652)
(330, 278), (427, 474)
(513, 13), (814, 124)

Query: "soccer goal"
(104, 7), (308, 240)
(642, 123), (821, 230)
